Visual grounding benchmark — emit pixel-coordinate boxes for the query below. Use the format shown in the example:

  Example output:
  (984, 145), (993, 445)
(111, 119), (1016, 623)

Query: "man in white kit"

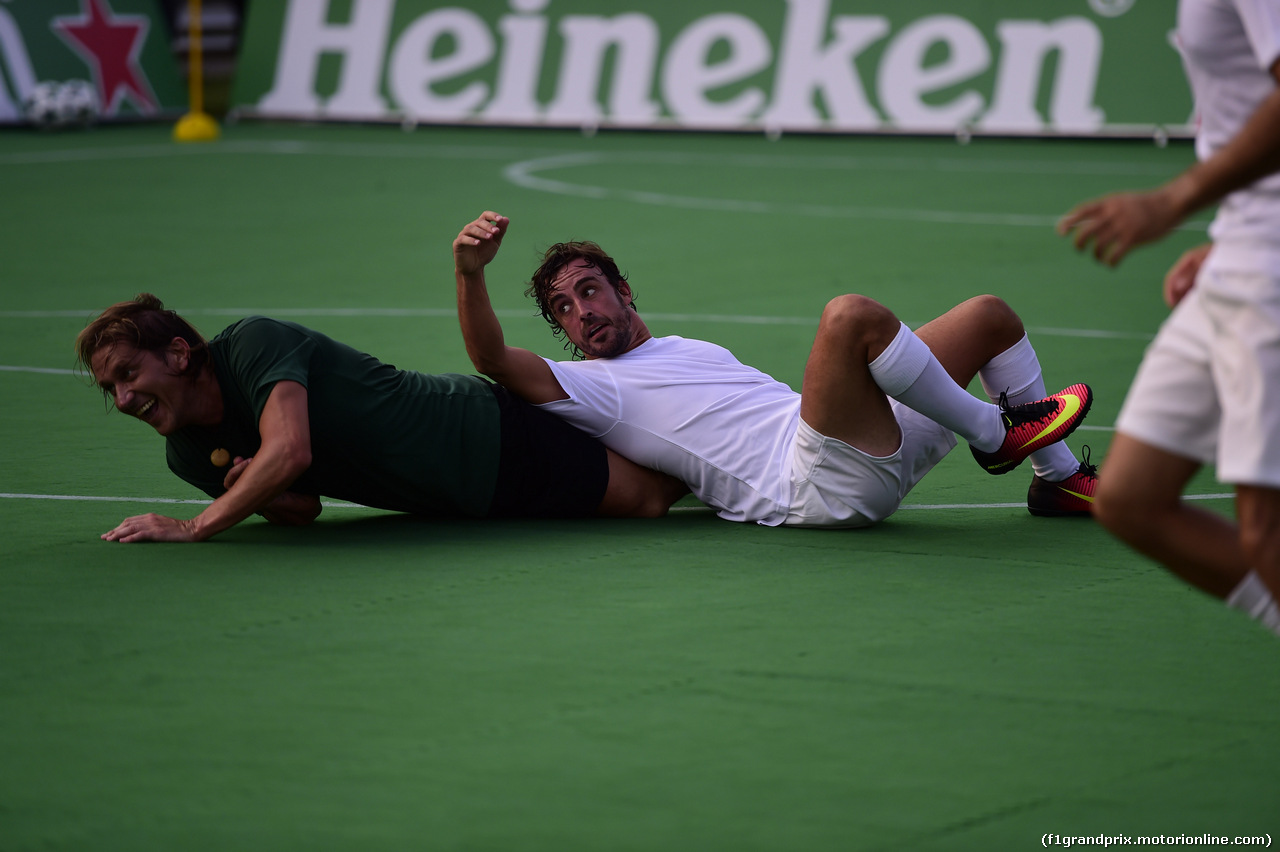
(453, 213), (1095, 530)
(1060, 0), (1280, 637)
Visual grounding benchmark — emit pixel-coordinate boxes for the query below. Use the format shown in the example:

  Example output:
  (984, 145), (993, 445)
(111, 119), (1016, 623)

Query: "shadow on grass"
(218, 505), (724, 552)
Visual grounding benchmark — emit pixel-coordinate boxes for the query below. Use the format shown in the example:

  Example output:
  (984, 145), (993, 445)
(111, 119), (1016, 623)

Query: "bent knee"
(1239, 520), (1280, 572)
(1093, 471), (1139, 524)
(822, 294), (891, 321)
(1091, 485), (1128, 537)
(1093, 474), (1172, 544)
(819, 294), (899, 340)
(964, 294), (1024, 342)
(1236, 486), (1280, 569)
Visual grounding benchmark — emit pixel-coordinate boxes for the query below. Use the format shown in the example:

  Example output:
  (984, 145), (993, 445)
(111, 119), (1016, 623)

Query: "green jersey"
(166, 317), (501, 516)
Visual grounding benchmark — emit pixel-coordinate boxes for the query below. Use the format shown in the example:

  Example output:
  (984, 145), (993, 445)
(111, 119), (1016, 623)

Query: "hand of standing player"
(1057, 188), (1185, 267)
(1163, 243), (1213, 308)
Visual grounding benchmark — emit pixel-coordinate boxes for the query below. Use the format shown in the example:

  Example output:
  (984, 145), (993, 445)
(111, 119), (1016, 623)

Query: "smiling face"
(546, 260), (648, 359)
(90, 339), (206, 436)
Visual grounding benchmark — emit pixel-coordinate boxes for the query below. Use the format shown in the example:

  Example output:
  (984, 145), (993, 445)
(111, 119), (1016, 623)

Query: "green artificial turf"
(1, 122), (1274, 851)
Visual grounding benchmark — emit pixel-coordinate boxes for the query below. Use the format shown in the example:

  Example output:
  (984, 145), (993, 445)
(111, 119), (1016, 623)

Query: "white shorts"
(1116, 242), (1280, 487)
(782, 400), (956, 528)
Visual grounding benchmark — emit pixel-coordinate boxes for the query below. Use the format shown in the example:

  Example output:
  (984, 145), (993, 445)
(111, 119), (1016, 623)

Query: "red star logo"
(53, 0), (159, 116)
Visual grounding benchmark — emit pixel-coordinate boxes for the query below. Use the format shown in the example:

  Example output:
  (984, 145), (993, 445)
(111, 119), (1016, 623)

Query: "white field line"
(0, 308), (1155, 390)
(1, 139), (1172, 514)
(0, 492), (369, 510)
(0, 306), (1156, 343)
(899, 493), (1234, 509)
(0, 309), (1138, 440)
(0, 140), (542, 165)
(2, 306), (1135, 442)
(501, 151), (1210, 231)
(0, 365), (78, 375)
(0, 139), (1185, 176)
(0, 362), (1134, 435)
(1, 139), (1209, 230)
(0, 492), (1235, 511)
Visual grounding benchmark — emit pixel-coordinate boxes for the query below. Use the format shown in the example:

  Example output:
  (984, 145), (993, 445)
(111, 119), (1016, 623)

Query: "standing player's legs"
(1234, 484), (1280, 607)
(1206, 245), (1280, 621)
(1093, 277), (1240, 592)
(1096, 251), (1280, 634)
(1098, 439), (1280, 633)
(1094, 434), (1244, 596)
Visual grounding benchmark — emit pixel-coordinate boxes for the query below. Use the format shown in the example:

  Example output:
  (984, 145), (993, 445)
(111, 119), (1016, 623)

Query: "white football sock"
(978, 333), (1081, 480)
(869, 322), (1003, 450)
(1226, 571), (1280, 637)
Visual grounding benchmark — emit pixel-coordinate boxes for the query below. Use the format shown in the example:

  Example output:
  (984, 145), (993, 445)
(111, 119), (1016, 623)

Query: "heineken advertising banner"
(0, 0), (185, 124)
(232, 0), (1192, 137)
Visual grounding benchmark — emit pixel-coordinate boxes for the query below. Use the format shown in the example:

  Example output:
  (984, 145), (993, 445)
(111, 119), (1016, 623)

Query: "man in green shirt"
(76, 294), (685, 543)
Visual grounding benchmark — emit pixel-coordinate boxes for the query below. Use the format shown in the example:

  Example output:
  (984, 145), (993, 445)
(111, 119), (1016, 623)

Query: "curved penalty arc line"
(503, 153), (1054, 226)
(502, 152), (1210, 231)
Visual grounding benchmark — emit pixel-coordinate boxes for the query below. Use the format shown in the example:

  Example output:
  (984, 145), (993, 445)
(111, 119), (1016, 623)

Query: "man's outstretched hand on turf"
(102, 512), (200, 543)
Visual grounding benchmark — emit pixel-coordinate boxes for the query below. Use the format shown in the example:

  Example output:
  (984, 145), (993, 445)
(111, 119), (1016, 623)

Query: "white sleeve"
(538, 357), (623, 438)
(1235, 0), (1280, 71)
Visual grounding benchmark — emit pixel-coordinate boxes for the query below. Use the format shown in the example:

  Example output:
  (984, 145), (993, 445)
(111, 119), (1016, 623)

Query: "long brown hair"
(76, 293), (209, 400)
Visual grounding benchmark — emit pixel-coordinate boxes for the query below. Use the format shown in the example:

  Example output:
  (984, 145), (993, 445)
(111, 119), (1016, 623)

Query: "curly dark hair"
(525, 241), (635, 359)
(75, 293), (210, 402)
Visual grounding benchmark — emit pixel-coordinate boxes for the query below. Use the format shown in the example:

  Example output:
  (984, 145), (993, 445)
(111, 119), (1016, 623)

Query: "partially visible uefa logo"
(1089, 0), (1135, 17)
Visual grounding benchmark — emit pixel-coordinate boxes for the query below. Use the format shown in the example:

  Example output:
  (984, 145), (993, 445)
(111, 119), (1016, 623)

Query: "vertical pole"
(173, 0), (219, 141)
(188, 0), (204, 116)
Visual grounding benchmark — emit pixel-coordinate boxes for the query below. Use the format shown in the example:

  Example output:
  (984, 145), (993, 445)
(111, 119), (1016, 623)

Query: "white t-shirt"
(541, 336), (802, 524)
(1177, 0), (1280, 245)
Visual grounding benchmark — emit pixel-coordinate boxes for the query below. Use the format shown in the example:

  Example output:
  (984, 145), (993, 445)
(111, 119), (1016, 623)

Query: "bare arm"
(1059, 59), (1280, 267)
(102, 381), (314, 542)
(223, 456), (323, 526)
(255, 491), (323, 526)
(453, 211), (568, 404)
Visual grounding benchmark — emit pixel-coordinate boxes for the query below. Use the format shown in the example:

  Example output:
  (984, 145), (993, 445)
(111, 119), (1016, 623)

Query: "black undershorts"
(485, 382), (609, 518)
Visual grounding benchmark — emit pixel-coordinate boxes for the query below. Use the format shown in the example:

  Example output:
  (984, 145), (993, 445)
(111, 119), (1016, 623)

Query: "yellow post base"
(173, 111), (220, 143)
